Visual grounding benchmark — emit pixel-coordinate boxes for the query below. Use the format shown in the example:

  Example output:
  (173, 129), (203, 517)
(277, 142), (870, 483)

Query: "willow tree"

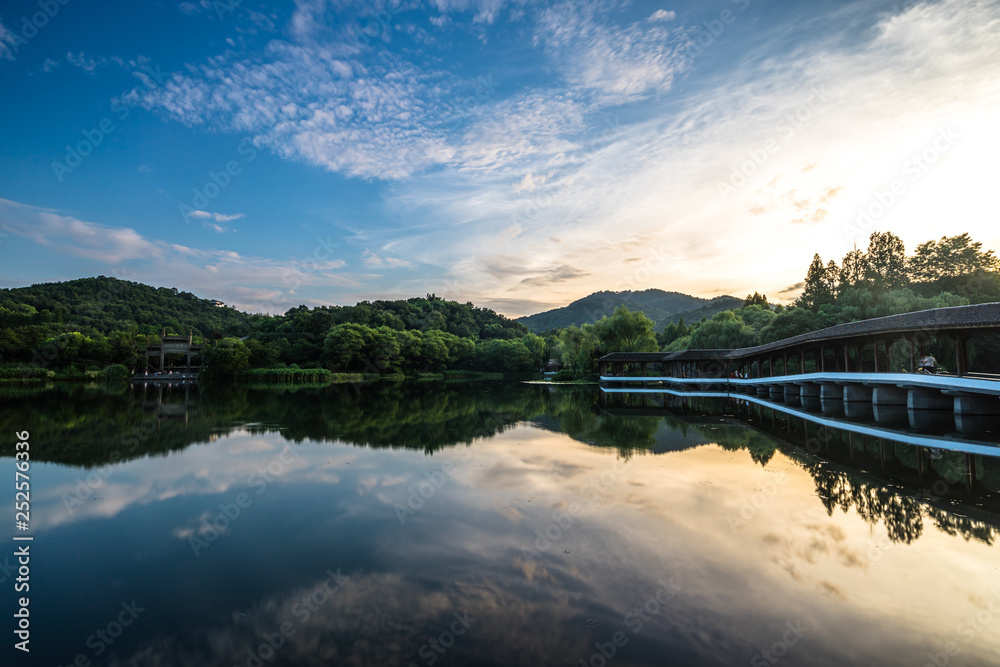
(592, 306), (659, 353)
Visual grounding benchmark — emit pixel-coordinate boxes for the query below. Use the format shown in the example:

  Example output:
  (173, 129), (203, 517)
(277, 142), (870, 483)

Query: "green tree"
(686, 311), (756, 349)
(839, 245), (869, 290)
(555, 325), (600, 372)
(322, 323), (372, 370)
(737, 304), (776, 333)
(758, 308), (822, 344)
(203, 338), (251, 378)
(798, 254), (836, 311)
(909, 233), (1000, 282)
(743, 292), (769, 308)
(864, 231), (908, 291)
(592, 306), (658, 353)
(658, 318), (688, 349)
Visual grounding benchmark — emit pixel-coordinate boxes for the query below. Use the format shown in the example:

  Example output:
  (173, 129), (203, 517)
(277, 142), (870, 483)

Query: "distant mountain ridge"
(516, 289), (743, 331)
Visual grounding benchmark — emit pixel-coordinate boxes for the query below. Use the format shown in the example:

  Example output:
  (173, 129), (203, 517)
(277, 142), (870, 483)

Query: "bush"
(100, 364), (130, 381)
(0, 366), (55, 380)
(235, 368), (332, 383)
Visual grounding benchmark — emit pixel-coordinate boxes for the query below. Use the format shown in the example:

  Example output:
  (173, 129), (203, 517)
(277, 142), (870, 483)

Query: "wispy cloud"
(362, 249), (413, 268)
(188, 210), (243, 233)
(534, 0), (690, 101)
(518, 264), (590, 288)
(0, 19), (20, 61)
(129, 0), (687, 183)
(0, 198), (360, 313)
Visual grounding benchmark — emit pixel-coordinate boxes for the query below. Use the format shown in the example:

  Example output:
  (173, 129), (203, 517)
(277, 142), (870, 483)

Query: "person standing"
(919, 355), (937, 374)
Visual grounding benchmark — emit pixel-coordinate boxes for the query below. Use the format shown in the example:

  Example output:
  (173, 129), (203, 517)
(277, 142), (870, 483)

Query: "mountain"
(516, 289), (743, 332)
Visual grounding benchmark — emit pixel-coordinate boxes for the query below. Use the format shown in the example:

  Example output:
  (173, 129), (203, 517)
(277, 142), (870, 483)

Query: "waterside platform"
(600, 372), (1000, 434)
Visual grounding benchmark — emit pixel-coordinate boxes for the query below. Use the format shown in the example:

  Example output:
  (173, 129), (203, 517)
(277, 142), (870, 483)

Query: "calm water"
(2, 380), (1000, 667)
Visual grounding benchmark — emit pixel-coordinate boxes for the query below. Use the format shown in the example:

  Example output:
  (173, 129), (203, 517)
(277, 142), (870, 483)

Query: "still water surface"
(2, 380), (1000, 666)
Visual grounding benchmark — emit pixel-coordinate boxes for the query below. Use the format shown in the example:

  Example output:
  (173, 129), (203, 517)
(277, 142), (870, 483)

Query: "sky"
(1, 0), (998, 317)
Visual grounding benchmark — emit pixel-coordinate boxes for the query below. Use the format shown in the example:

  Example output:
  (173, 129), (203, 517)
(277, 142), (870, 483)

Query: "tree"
(798, 254), (836, 311)
(839, 245), (869, 290)
(686, 311), (756, 349)
(592, 306), (659, 353)
(909, 233), (1000, 282)
(322, 323), (371, 370)
(743, 292), (769, 308)
(658, 318), (688, 349)
(825, 260), (840, 298)
(202, 337), (251, 378)
(554, 325), (600, 372)
(737, 304), (775, 332)
(864, 231), (907, 291)
(758, 308), (822, 344)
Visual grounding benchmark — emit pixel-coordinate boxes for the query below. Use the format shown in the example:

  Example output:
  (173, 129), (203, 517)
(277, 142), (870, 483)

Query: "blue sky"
(1, 0), (998, 316)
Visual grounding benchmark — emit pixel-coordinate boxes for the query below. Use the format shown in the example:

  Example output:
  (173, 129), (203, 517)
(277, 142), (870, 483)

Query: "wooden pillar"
(909, 338), (916, 373)
(820, 345), (826, 372)
(954, 334), (968, 377)
(873, 338), (880, 373)
(783, 352), (789, 376)
(800, 348), (805, 374)
(843, 344), (849, 372)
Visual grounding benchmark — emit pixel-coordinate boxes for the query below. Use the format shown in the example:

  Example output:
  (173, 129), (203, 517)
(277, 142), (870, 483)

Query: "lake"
(2, 380), (1000, 666)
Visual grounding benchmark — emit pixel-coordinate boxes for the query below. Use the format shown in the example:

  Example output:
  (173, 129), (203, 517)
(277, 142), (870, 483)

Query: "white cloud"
(362, 249), (413, 268)
(66, 51), (99, 72)
(130, 1), (683, 182)
(427, 0), (518, 24)
(130, 41), (459, 179)
(177, 1), (212, 16)
(0, 19), (18, 61)
(649, 9), (676, 22)
(188, 210), (243, 232)
(534, 0), (690, 100)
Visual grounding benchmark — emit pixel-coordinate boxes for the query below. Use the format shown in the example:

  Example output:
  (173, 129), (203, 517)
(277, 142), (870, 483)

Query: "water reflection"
(1, 381), (999, 666)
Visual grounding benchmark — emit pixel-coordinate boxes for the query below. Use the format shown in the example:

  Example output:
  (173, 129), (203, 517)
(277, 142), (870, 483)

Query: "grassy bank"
(0, 364), (130, 382)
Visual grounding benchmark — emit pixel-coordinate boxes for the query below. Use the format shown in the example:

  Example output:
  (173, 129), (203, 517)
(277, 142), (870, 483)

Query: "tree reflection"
(807, 464), (925, 543)
(2, 382), (998, 549)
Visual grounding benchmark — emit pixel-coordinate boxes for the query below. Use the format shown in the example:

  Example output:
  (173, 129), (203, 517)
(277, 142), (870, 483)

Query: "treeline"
(0, 279), (551, 378)
(669, 231), (1000, 352)
(553, 232), (1000, 374)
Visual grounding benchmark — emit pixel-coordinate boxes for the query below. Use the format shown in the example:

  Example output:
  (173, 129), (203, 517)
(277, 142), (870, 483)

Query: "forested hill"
(1, 276), (250, 337)
(0, 277), (531, 371)
(517, 289), (742, 331)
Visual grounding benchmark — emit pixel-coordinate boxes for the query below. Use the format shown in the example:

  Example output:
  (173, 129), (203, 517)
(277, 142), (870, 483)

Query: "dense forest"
(2, 231), (999, 380)
(0, 277), (548, 378)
